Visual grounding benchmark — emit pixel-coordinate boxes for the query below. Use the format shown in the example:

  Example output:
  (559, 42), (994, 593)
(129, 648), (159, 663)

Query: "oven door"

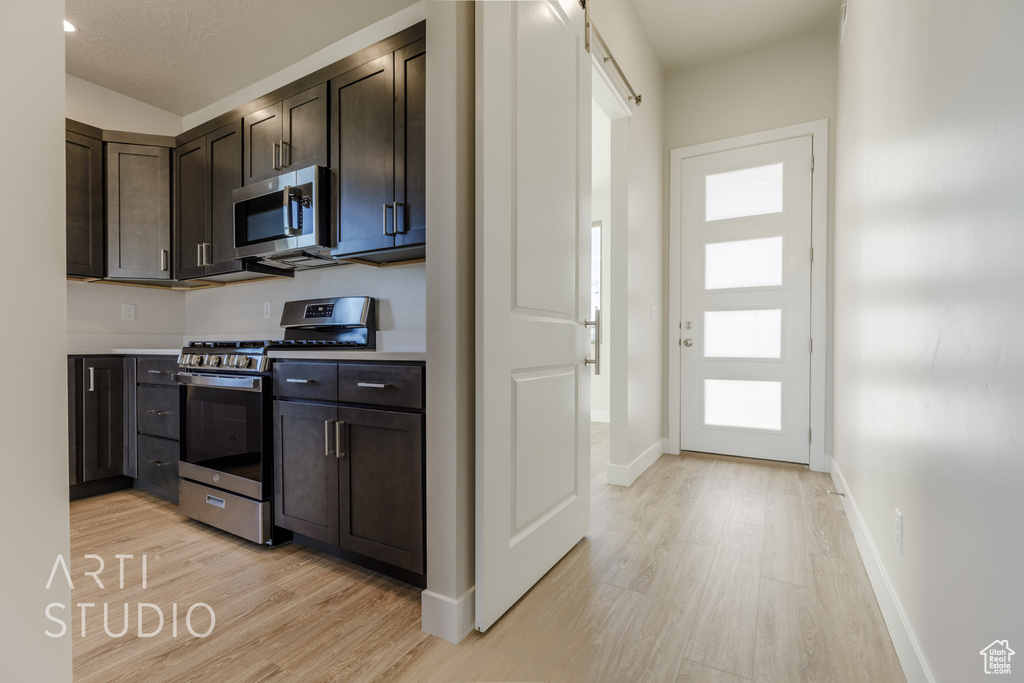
(232, 165), (327, 259)
(178, 372), (269, 501)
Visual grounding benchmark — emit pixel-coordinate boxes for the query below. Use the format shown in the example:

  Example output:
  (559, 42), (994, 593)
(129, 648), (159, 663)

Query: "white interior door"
(679, 137), (813, 463)
(475, 0), (591, 632)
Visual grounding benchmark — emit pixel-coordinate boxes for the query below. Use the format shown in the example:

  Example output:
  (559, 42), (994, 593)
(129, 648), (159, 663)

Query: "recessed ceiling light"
(63, 19), (77, 33)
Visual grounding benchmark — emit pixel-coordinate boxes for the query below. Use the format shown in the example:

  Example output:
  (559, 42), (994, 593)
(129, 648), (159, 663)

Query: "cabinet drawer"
(136, 435), (179, 490)
(337, 364), (423, 410)
(273, 363), (338, 401)
(137, 385), (180, 439)
(137, 357), (179, 385)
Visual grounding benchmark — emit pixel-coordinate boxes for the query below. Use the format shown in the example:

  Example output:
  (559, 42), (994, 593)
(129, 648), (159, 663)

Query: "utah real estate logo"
(980, 640), (1014, 675)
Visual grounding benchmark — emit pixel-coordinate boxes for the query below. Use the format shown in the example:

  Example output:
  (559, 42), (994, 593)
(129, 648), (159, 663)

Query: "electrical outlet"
(895, 508), (903, 554)
(263, 301), (272, 319)
(122, 303), (136, 322)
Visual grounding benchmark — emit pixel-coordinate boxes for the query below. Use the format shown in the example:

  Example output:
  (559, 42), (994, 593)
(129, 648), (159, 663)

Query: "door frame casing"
(668, 120), (830, 472)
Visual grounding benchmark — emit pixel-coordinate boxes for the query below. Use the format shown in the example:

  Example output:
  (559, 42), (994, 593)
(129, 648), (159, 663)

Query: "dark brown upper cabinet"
(331, 38), (426, 260)
(174, 120), (244, 280)
(106, 143), (171, 279)
(66, 129), (105, 278)
(243, 83), (328, 186)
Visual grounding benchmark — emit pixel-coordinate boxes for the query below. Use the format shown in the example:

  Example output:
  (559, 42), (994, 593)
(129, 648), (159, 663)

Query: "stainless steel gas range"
(174, 296), (376, 544)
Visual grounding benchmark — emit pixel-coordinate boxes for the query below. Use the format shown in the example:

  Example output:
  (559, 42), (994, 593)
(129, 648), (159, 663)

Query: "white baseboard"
(421, 586), (475, 644)
(591, 410), (610, 423)
(607, 438), (666, 487)
(830, 458), (935, 683)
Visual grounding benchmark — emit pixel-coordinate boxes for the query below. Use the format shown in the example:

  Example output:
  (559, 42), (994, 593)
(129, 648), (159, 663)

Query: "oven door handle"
(175, 372), (263, 392)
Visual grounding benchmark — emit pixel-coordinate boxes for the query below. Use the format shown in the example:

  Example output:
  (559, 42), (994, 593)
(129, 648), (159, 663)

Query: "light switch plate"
(263, 301), (272, 319)
(122, 303), (136, 321)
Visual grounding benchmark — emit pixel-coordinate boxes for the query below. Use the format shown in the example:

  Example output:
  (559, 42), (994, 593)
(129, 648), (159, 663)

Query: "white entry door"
(475, 0), (592, 631)
(678, 136), (813, 463)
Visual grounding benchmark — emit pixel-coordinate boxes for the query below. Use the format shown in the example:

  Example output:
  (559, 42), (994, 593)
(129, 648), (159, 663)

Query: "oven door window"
(183, 385), (264, 482)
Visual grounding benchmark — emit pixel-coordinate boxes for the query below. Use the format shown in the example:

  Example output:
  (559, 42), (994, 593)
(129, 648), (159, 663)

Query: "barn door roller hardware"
(579, 0), (642, 106)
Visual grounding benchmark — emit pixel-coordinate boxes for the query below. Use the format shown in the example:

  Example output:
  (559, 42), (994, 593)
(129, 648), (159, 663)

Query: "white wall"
(0, 1), (72, 680)
(66, 74), (182, 135)
(833, 1), (1024, 680)
(67, 282), (185, 350)
(589, 0), (665, 472)
(664, 18), (839, 457)
(183, 2), (425, 130)
(184, 264), (426, 350)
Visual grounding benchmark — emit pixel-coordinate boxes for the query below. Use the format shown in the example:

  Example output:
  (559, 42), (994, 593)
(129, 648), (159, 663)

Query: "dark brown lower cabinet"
(69, 356), (131, 499)
(273, 399), (424, 576)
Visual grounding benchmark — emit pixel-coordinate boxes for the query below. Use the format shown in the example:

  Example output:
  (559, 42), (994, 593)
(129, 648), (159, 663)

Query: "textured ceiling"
(627, 0), (839, 71)
(64, 0), (419, 116)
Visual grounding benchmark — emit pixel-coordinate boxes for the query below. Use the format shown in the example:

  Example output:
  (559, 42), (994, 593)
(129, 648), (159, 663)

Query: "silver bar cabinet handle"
(324, 419), (335, 457)
(272, 142), (280, 170)
(356, 382), (389, 389)
(336, 421), (346, 458)
(285, 378), (313, 384)
(160, 249), (169, 272)
(584, 307), (602, 376)
(281, 140), (289, 167)
(204, 242), (212, 266)
(197, 243), (204, 267)
(147, 410), (169, 416)
(382, 203), (392, 237)
(88, 366), (95, 392)
(392, 201), (402, 234)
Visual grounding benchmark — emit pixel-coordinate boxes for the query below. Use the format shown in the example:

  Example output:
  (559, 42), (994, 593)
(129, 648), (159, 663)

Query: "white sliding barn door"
(475, 0), (592, 632)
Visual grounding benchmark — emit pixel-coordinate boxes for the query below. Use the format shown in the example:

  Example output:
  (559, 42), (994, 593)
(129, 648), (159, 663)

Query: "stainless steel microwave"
(233, 165), (329, 260)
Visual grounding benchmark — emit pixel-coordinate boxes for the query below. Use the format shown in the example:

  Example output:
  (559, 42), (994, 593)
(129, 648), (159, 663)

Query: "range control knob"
(190, 355), (203, 367)
(206, 355), (221, 367)
(235, 356), (252, 369)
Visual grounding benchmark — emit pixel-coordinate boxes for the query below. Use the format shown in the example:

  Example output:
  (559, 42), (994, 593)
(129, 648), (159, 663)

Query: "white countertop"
(267, 350), (425, 362)
(68, 348), (425, 362)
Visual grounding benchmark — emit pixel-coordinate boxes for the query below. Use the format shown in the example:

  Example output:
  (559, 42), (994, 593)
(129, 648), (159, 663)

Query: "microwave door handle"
(282, 185), (298, 236)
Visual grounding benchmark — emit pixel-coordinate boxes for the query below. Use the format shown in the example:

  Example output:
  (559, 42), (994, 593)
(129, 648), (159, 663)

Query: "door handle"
(160, 249), (169, 272)
(392, 201), (403, 234)
(382, 203), (394, 237)
(88, 366), (95, 392)
(197, 243), (204, 267)
(272, 142), (281, 170)
(335, 420), (347, 458)
(584, 307), (602, 375)
(324, 419), (336, 457)
(683, 338), (694, 347)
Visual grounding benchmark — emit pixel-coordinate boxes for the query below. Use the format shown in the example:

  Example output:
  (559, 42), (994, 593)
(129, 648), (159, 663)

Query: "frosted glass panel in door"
(705, 162), (784, 221)
(704, 236), (783, 290)
(704, 309), (782, 358)
(704, 379), (782, 431)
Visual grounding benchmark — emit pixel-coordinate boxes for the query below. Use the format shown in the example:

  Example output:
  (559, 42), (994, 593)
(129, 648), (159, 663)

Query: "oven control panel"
(304, 303), (335, 319)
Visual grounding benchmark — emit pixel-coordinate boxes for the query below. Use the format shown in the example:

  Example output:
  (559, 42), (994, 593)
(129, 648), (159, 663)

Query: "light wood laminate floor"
(70, 424), (905, 682)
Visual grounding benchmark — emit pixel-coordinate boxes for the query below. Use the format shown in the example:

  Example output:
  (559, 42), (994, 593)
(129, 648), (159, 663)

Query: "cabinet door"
(174, 136), (209, 281)
(81, 358), (124, 482)
(68, 358), (80, 484)
(337, 407), (423, 572)
(66, 131), (105, 278)
(273, 401), (340, 544)
(243, 102), (282, 185)
(106, 143), (171, 279)
(394, 39), (427, 248)
(282, 83), (328, 172)
(207, 120), (244, 274)
(331, 54), (396, 256)
(123, 357), (137, 478)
